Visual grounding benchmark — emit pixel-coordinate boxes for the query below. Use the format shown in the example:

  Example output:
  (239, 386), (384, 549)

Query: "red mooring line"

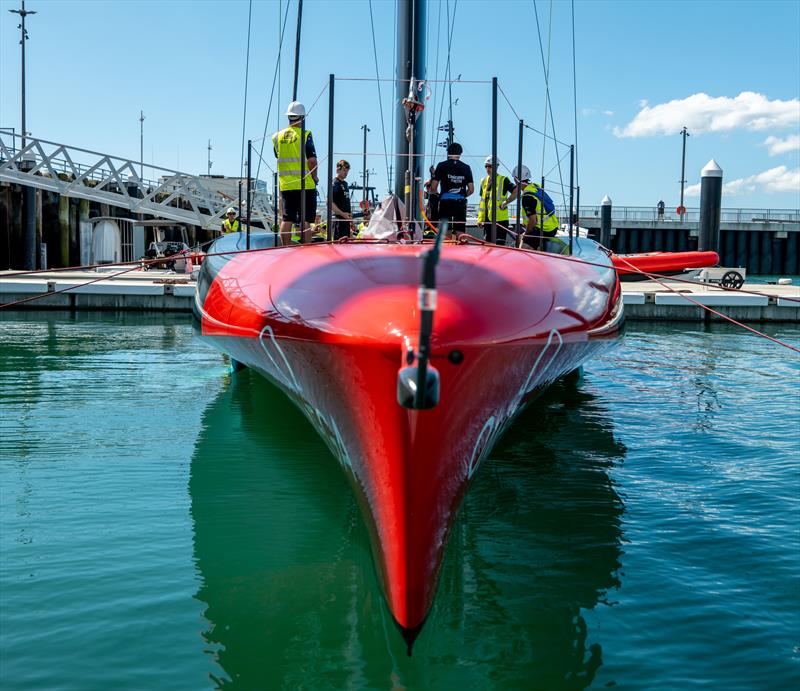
(613, 254), (800, 355)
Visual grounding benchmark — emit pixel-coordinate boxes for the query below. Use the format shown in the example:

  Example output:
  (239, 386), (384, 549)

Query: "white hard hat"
(513, 164), (531, 181)
(226, 207), (236, 214)
(286, 101), (306, 117)
(484, 155), (497, 167)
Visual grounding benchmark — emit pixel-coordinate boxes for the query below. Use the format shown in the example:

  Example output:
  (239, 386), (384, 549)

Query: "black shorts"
(332, 218), (352, 240)
(281, 189), (317, 224)
(438, 198), (467, 234)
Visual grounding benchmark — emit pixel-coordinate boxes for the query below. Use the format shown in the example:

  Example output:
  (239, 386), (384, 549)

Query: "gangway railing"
(0, 132), (274, 229)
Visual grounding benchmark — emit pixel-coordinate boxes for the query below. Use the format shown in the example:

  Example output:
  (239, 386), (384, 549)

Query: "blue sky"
(1, 0), (798, 210)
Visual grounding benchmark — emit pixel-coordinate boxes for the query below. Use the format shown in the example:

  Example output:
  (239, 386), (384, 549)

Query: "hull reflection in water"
(190, 371), (625, 688)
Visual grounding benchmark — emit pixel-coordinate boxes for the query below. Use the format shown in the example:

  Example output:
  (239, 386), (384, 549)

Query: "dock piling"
(699, 159), (723, 254)
(600, 195), (612, 248)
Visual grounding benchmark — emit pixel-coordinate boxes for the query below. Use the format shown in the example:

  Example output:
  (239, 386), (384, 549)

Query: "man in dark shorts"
(330, 160), (353, 240)
(272, 100), (318, 244)
(430, 143), (474, 237)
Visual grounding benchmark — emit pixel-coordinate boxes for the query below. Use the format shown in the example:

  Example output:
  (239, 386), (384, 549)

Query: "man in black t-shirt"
(331, 159), (353, 239)
(430, 142), (474, 237)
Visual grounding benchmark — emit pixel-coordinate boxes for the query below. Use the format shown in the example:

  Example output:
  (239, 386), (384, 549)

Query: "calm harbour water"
(1, 312), (798, 690)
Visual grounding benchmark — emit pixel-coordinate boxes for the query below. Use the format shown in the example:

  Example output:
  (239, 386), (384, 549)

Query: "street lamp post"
(10, 0), (35, 149)
(207, 139), (212, 175)
(10, 1), (37, 270)
(679, 126), (690, 222)
(139, 110), (145, 181)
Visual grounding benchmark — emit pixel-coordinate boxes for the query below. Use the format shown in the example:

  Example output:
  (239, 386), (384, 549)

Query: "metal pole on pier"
(10, 0), (37, 270)
(679, 126), (689, 223)
(139, 110), (145, 181)
(568, 144), (574, 254)
(292, 0), (303, 101)
(246, 139), (252, 250)
(490, 77), (498, 244)
(207, 139), (212, 176)
(361, 124), (369, 211)
(326, 74), (334, 241)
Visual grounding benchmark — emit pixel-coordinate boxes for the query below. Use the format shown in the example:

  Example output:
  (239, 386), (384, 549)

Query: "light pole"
(207, 139), (212, 175)
(679, 126), (690, 222)
(10, 1), (35, 148)
(10, 1), (36, 270)
(361, 124), (370, 209)
(139, 110), (145, 181)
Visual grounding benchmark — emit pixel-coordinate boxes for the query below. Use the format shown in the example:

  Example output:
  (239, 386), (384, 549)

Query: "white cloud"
(763, 134), (800, 156)
(603, 110), (614, 117)
(684, 166), (800, 198)
(614, 92), (800, 138)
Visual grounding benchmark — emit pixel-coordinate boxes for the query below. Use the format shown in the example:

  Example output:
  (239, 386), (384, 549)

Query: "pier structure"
(1, 268), (797, 323)
(0, 132), (274, 268)
(573, 204), (799, 276)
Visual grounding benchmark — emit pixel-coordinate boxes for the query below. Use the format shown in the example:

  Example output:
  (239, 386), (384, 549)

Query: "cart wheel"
(720, 270), (744, 290)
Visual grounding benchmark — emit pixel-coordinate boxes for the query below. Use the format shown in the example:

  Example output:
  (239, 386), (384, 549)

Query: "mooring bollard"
(699, 159), (722, 253)
(600, 195), (612, 248)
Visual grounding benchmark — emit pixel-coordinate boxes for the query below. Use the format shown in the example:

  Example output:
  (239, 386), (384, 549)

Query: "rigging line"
(571, 0), (579, 188)
(496, 83), (522, 121)
(532, 0), (548, 178)
(304, 80), (329, 117)
(545, 0), (564, 192)
(433, 0), (458, 168)
(447, 0), (459, 134)
(428, 0), (443, 173)
(532, 0), (565, 193)
(277, 0), (282, 137)
(240, 0), (254, 178)
(523, 123), (571, 148)
(390, 0), (397, 189)
(255, 0), (292, 181)
(334, 76), (489, 83)
(613, 255), (800, 354)
(368, 0), (391, 190)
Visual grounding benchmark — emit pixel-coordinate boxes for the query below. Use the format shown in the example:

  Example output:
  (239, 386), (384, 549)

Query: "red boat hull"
(194, 236), (622, 640)
(612, 250), (719, 277)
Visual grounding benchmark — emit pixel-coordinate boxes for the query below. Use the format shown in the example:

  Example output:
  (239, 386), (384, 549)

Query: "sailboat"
(193, 0), (623, 652)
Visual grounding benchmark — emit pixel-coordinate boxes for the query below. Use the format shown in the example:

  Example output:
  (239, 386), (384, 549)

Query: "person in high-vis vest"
(478, 155), (517, 245)
(220, 208), (240, 236)
(272, 101), (318, 244)
(513, 165), (561, 251)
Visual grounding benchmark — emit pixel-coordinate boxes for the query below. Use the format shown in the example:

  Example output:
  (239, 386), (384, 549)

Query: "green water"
(1, 313), (798, 690)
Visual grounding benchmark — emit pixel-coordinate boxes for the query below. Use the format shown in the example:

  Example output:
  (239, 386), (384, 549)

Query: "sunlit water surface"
(1, 312), (798, 690)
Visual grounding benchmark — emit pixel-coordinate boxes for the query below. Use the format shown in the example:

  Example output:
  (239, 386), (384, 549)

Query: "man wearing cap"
(478, 156), (517, 245)
(220, 208), (240, 236)
(430, 143), (474, 237)
(272, 101), (318, 244)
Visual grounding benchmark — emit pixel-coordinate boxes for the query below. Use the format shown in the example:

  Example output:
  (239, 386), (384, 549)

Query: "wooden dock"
(0, 270), (797, 323)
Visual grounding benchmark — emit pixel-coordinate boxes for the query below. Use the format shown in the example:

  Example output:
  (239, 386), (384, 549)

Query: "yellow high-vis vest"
(478, 174), (509, 223)
(272, 126), (316, 192)
(222, 218), (240, 234)
(521, 183), (559, 234)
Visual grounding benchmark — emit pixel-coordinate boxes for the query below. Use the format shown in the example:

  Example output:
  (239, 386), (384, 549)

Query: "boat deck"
(0, 269), (797, 323)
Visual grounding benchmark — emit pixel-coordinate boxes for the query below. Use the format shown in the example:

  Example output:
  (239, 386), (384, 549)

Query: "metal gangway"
(0, 131), (274, 229)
